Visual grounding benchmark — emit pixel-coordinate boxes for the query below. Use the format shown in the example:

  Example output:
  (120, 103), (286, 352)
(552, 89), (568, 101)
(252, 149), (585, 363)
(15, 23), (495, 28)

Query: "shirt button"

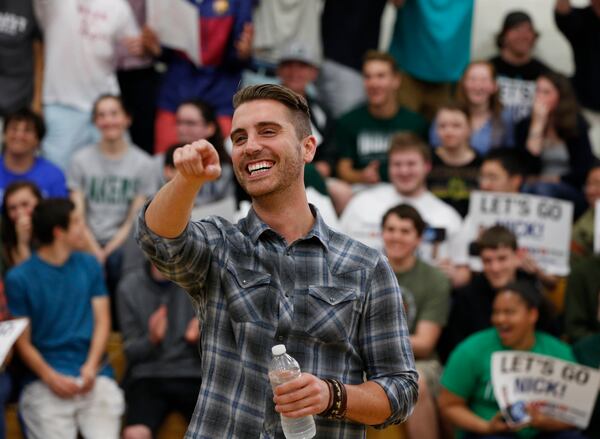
(278, 336), (284, 341)
(329, 297), (335, 303)
(242, 280), (247, 285)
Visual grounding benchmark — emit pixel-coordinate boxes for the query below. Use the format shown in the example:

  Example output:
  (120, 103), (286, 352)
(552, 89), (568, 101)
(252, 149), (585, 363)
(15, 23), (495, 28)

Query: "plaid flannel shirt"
(136, 204), (417, 439)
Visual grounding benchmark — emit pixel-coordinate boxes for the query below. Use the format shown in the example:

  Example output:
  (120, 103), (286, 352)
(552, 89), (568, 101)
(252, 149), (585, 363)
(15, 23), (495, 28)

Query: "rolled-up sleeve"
(361, 256), (418, 428)
(135, 201), (212, 293)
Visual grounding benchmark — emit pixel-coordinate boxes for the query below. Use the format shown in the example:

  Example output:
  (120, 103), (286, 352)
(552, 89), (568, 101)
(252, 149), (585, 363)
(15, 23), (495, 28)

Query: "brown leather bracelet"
(319, 378), (347, 420)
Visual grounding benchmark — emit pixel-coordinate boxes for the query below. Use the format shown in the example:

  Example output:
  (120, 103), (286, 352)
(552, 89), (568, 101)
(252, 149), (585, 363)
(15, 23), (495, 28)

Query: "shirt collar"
(244, 204), (330, 250)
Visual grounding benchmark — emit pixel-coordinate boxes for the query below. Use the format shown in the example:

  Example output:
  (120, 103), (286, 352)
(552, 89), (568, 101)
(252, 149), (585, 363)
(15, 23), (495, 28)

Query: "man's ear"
(511, 175), (524, 192)
(52, 225), (64, 243)
(393, 72), (402, 91)
(308, 66), (319, 83)
(303, 135), (317, 163)
(206, 122), (217, 138)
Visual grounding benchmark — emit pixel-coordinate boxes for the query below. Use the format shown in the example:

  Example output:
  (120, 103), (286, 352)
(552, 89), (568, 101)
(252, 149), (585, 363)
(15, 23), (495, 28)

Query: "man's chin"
(489, 279), (509, 290)
(241, 182), (274, 199)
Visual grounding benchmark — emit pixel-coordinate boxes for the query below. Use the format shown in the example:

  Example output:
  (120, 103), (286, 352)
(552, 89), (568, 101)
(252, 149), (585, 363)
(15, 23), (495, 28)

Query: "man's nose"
(244, 135), (262, 155)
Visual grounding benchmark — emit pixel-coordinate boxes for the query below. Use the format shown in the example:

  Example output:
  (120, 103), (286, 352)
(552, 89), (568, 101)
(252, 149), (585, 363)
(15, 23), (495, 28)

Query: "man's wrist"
(317, 379), (333, 416)
(318, 378), (348, 420)
(40, 367), (56, 384)
(82, 359), (100, 374)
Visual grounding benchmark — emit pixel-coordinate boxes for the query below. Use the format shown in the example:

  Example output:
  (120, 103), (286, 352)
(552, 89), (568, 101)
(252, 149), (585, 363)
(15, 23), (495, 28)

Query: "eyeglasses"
(176, 119), (202, 127)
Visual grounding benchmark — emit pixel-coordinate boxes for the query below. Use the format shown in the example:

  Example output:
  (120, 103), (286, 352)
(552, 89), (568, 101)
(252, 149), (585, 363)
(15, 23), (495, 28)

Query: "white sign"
(0, 318), (28, 366)
(468, 191), (573, 276)
(147, 0), (200, 65)
(492, 351), (600, 429)
(594, 200), (600, 255)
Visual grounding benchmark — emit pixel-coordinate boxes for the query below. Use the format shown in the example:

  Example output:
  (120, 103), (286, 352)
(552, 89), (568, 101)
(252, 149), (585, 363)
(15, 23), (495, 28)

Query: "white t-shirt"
(35, 0), (139, 111)
(339, 184), (463, 263)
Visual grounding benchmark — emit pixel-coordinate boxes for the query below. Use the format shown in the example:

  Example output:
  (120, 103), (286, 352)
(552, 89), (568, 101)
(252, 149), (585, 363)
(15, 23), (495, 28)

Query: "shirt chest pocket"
(225, 265), (272, 323)
(296, 286), (359, 343)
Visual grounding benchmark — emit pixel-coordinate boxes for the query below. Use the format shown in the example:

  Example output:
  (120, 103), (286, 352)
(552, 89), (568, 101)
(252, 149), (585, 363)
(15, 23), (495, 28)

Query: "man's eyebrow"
(255, 121), (282, 129)
(230, 128), (245, 141)
(230, 122), (283, 141)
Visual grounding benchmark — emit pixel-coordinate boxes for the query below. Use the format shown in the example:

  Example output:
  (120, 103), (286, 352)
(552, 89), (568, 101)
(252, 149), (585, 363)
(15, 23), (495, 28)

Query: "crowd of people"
(0, 0), (599, 438)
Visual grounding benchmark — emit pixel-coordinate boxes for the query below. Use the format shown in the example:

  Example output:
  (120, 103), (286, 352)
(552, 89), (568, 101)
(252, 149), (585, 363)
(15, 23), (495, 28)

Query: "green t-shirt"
(304, 163), (328, 196)
(571, 208), (594, 263)
(336, 104), (428, 181)
(441, 328), (575, 439)
(395, 258), (450, 335)
(564, 255), (600, 343)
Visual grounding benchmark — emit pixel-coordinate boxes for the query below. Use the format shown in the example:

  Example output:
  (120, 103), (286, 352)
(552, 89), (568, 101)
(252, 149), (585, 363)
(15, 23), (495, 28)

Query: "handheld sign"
(0, 318), (28, 366)
(492, 351), (600, 429)
(147, 0), (201, 65)
(468, 191), (573, 276)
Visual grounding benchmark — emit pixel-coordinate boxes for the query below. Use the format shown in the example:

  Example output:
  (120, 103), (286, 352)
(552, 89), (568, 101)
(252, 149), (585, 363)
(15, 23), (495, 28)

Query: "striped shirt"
(136, 204), (417, 439)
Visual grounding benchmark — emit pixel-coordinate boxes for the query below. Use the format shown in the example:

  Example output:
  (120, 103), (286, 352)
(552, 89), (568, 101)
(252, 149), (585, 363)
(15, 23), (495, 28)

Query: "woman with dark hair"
(515, 71), (594, 215)
(430, 61), (514, 155)
(0, 181), (42, 272)
(438, 281), (587, 439)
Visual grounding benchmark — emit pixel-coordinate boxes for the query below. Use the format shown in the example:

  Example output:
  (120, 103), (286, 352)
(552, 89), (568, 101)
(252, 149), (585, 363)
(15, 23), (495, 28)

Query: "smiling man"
(136, 84), (418, 438)
(340, 132), (462, 272)
(335, 51), (428, 185)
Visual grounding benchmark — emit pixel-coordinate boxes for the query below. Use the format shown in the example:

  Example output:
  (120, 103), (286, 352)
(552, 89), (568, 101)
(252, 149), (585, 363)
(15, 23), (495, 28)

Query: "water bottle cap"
(271, 344), (286, 356)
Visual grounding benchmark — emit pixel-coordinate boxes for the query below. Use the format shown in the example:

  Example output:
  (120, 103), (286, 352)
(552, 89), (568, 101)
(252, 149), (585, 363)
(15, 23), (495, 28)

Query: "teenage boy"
(340, 132), (463, 283)
(439, 225), (547, 362)
(382, 204), (450, 439)
(335, 51), (428, 185)
(6, 198), (123, 439)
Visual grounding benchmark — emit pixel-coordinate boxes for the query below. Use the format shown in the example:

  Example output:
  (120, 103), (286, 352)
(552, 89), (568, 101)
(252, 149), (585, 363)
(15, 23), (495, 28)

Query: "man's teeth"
(248, 161), (273, 174)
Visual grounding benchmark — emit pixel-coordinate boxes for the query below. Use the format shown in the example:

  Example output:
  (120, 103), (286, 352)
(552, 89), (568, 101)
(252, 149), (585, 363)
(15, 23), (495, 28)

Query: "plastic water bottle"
(269, 344), (316, 439)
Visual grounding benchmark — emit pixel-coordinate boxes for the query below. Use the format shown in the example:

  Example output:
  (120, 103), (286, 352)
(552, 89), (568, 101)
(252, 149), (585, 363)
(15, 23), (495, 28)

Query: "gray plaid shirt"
(136, 204), (417, 439)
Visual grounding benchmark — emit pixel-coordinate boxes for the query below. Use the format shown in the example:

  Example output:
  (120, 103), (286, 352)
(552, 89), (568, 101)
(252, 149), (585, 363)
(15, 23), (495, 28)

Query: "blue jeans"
(41, 104), (100, 171)
(0, 372), (12, 439)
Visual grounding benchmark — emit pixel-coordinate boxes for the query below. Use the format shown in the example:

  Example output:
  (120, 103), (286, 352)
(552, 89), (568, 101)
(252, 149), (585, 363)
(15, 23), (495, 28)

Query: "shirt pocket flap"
(228, 265), (271, 289)
(308, 286), (357, 306)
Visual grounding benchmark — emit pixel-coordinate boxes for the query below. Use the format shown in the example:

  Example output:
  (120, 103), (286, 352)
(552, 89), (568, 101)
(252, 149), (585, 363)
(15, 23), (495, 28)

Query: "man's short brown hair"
(388, 132), (431, 163)
(381, 203), (426, 237)
(477, 225), (518, 251)
(363, 50), (399, 73)
(232, 84), (312, 139)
